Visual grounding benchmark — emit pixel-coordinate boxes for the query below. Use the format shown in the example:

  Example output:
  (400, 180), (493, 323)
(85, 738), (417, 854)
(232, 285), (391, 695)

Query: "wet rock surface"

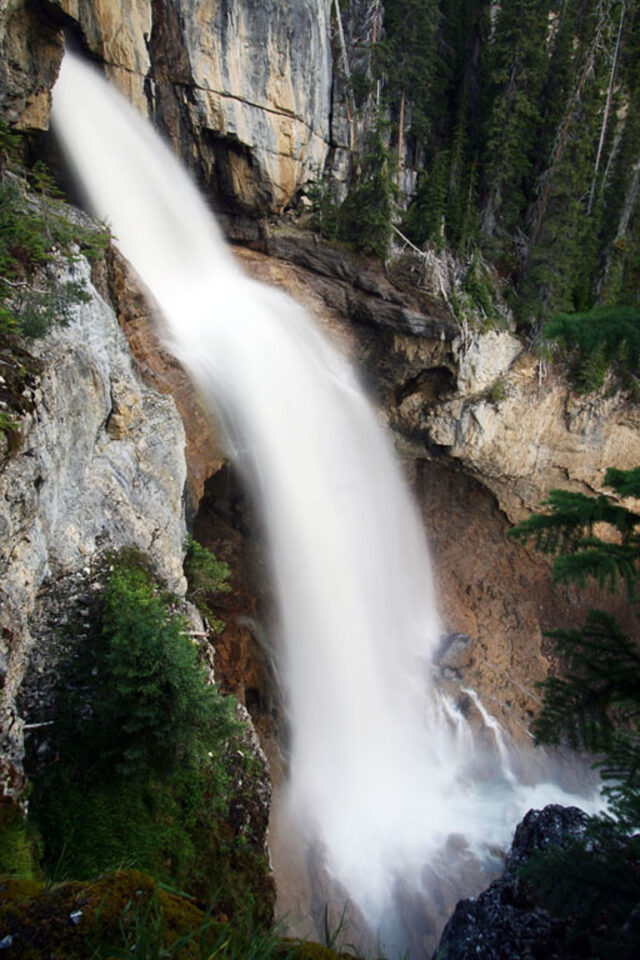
(433, 805), (591, 960)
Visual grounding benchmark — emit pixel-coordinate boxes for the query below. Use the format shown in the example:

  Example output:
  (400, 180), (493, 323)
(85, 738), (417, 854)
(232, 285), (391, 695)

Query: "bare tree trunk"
(615, 160), (640, 244)
(600, 157), (639, 296)
(587, 0), (625, 215)
(397, 87), (406, 182)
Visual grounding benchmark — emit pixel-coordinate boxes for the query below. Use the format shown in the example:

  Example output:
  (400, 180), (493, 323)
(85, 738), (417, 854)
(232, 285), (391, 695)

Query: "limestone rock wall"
(1, 0), (334, 214)
(0, 255), (188, 798)
(391, 330), (640, 524)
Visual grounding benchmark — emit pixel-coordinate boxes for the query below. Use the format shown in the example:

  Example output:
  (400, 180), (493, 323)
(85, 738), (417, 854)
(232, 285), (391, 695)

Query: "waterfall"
(52, 54), (600, 952)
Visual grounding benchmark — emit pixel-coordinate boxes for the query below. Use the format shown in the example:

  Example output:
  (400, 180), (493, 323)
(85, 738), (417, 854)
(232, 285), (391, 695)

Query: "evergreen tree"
(336, 120), (397, 259)
(402, 150), (450, 248)
(31, 552), (242, 888)
(378, 0), (441, 168)
(543, 303), (640, 391)
(599, 0), (640, 305)
(509, 466), (640, 828)
(509, 468), (640, 957)
(481, 0), (554, 239)
(521, 0), (635, 324)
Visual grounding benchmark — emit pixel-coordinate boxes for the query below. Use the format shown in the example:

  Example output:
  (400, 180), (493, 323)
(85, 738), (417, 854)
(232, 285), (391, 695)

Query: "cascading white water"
(52, 54), (600, 952)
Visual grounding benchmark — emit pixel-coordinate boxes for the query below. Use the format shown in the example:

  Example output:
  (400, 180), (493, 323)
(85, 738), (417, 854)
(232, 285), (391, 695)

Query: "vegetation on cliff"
(0, 120), (110, 451)
(0, 119), (109, 341)
(0, 544), (277, 955)
(24, 548), (271, 918)
(510, 466), (640, 956)
(326, 0), (639, 353)
(0, 869), (351, 960)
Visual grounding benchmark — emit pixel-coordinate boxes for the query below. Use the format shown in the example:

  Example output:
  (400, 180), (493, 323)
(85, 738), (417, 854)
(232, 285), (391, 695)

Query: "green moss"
(0, 339), (42, 456)
(0, 870), (307, 960)
(0, 870), (214, 960)
(489, 379), (506, 403)
(0, 805), (41, 881)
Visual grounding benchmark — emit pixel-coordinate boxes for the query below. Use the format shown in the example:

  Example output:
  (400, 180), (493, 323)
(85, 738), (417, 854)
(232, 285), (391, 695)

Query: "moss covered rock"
(0, 869), (211, 959)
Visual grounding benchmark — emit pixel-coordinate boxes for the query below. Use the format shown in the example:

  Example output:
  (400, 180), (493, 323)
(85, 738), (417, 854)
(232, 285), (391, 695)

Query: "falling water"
(52, 54), (600, 953)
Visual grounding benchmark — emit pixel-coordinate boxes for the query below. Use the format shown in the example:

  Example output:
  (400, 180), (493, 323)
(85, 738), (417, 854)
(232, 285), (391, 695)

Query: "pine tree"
(521, 0), (636, 324)
(336, 119), (398, 259)
(481, 0), (554, 239)
(509, 466), (640, 828)
(599, 0), (640, 305)
(510, 467), (640, 957)
(402, 150), (450, 248)
(543, 303), (640, 392)
(378, 0), (441, 167)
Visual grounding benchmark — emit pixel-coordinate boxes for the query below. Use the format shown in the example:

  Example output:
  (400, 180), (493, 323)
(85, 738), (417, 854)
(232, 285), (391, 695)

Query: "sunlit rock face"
(1, 0), (333, 214)
(394, 338), (640, 525)
(153, 0), (333, 212)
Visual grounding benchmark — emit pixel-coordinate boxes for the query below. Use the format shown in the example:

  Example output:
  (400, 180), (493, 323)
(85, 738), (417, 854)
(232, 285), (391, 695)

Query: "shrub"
(183, 536), (231, 633)
(30, 552), (242, 896)
(335, 122), (397, 260)
(0, 121), (109, 340)
(543, 304), (640, 393)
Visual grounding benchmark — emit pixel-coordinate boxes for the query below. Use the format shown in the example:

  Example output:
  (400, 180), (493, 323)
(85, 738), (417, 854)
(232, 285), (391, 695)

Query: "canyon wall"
(2, 0), (640, 849)
(1, 0), (333, 214)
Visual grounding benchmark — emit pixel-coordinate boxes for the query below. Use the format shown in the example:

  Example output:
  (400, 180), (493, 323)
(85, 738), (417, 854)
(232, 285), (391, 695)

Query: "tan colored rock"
(456, 329), (522, 394)
(107, 250), (226, 508)
(415, 352), (640, 522)
(166, 0), (333, 211)
(55, 0), (152, 111)
(0, 0), (62, 129)
(1, 0), (333, 213)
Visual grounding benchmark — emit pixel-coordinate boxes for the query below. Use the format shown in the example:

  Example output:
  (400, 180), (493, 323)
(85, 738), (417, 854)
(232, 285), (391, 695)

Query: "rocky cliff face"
(216, 235), (640, 747)
(0, 254), (187, 799)
(1, 0), (333, 215)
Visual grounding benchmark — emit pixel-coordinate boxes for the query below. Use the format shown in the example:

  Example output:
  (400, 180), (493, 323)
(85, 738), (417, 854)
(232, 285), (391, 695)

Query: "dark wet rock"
(432, 805), (590, 960)
(434, 634), (474, 680)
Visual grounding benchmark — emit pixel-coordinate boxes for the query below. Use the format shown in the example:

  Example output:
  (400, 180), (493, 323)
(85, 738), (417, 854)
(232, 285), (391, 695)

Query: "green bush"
(543, 304), (640, 393)
(184, 536), (231, 633)
(30, 552), (242, 898)
(0, 805), (42, 881)
(0, 120), (109, 340)
(335, 123), (397, 260)
(307, 179), (339, 241)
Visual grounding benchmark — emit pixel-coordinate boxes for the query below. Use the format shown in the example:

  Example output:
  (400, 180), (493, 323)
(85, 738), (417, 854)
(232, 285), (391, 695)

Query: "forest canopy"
(331, 0), (640, 330)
